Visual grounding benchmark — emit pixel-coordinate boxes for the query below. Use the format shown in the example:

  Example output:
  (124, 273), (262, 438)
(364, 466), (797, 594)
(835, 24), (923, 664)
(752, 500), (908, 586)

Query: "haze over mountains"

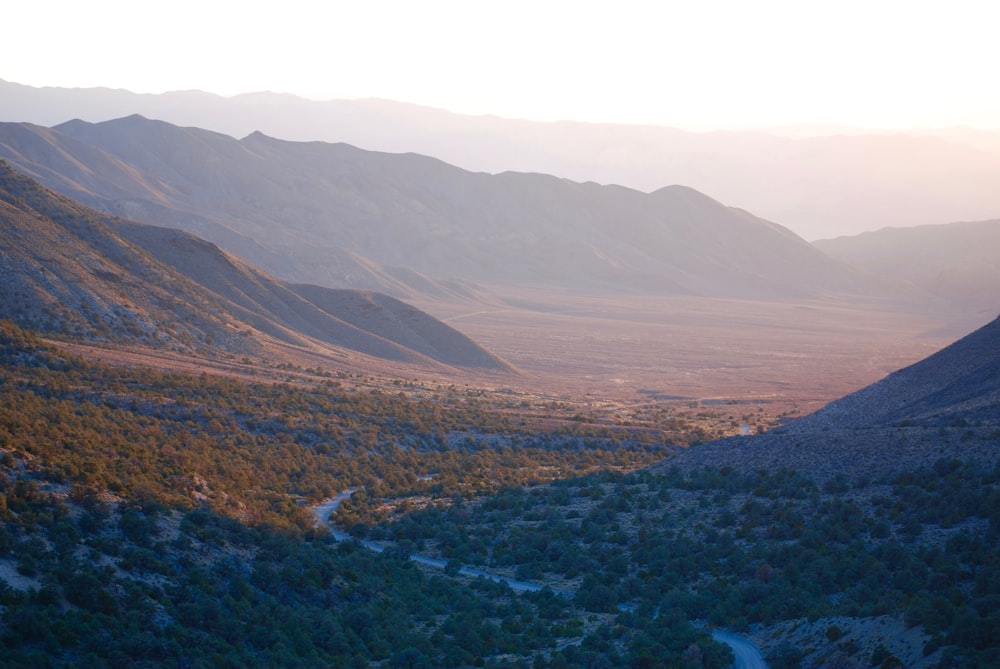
(0, 161), (509, 372)
(0, 115), (875, 303)
(815, 219), (1000, 317)
(3, 66), (999, 669)
(1, 110), (987, 407)
(4, 78), (1000, 240)
(3, 83), (996, 407)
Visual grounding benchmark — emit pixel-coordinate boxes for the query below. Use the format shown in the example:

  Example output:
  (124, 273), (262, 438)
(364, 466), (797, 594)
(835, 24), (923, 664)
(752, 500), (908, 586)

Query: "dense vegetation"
(371, 464), (999, 667)
(1, 320), (997, 667)
(0, 322), (665, 529)
(1, 321), (729, 667)
(4, 476), (649, 668)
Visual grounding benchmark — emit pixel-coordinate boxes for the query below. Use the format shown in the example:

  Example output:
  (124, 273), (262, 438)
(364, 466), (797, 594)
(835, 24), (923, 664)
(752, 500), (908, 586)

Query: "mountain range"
(0, 115), (875, 302)
(4, 78), (1000, 240)
(1, 112), (982, 407)
(0, 161), (509, 372)
(815, 219), (1000, 316)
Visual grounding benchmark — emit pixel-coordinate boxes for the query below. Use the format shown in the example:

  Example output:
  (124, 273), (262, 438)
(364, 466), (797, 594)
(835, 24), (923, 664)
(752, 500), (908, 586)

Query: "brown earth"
(51, 289), (963, 437)
(417, 291), (957, 412)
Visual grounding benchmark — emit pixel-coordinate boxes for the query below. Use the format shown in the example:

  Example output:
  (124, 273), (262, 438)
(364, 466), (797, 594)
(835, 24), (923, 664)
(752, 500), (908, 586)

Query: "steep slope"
(0, 115), (872, 300)
(0, 121), (443, 298)
(114, 221), (509, 369)
(814, 220), (1000, 314)
(656, 314), (1000, 479)
(781, 314), (1000, 431)
(0, 161), (510, 371)
(288, 284), (509, 370)
(0, 159), (243, 350)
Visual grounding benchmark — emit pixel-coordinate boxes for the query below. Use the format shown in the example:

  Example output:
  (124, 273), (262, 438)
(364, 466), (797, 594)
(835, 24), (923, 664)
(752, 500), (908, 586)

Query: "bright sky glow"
(4, 0), (999, 130)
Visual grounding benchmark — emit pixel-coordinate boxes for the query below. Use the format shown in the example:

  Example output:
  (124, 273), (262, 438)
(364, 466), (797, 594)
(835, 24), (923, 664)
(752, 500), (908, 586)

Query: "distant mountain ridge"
(814, 220), (1000, 316)
(0, 115), (875, 301)
(4, 78), (1000, 240)
(0, 161), (510, 371)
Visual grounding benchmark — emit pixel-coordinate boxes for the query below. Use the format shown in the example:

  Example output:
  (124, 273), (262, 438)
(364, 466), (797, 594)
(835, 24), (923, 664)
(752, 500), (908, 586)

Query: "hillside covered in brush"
(0, 321), (712, 668)
(0, 309), (996, 666)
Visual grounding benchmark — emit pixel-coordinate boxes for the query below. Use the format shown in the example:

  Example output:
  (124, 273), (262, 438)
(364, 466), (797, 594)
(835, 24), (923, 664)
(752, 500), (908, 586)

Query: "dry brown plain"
(53, 291), (976, 440)
(419, 291), (965, 417)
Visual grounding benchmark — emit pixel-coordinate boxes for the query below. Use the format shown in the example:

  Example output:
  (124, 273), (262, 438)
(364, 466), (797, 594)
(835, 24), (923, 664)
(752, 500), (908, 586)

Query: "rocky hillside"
(0, 159), (240, 350)
(0, 161), (510, 371)
(780, 314), (1000, 432)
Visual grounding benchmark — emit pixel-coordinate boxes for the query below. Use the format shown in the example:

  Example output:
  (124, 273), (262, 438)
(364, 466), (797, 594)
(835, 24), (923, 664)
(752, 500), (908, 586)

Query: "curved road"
(315, 493), (767, 667)
(315, 493), (569, 593)
(712, 630), (768, 669)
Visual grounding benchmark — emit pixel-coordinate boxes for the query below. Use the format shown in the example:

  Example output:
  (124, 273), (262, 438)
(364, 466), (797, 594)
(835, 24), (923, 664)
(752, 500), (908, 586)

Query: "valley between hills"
(0, 91), (998, 668)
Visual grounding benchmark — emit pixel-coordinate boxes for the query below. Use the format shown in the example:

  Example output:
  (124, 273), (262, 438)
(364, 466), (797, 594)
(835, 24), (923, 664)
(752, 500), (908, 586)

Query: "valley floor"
(421, 292), (964, 410)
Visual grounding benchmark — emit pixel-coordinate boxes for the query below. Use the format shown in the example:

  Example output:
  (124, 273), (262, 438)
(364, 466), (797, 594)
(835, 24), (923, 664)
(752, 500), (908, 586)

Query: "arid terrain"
(418, 290), (959, 413)
(49, 289), (962, 438)
(2, 75), (998, 668)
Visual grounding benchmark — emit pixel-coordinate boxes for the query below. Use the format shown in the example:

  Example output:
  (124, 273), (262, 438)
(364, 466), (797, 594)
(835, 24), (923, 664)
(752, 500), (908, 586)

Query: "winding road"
(711, 630), (768, 669)
(314, 492), (568, 593)
(314, 492), (767, 667)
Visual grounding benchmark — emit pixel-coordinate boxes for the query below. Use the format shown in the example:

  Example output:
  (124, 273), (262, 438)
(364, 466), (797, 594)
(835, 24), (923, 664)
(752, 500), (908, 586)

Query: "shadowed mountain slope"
(656, 314), (1000, 480)
(0, 161), (510, 371)
(781, 314), (1000, 431)
(0, 115), (874, 300)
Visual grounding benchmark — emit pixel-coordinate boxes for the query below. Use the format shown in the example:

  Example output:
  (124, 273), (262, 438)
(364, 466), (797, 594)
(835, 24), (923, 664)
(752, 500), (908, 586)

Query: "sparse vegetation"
(2, 105), (998, 668)
(3, 160), (999, 665)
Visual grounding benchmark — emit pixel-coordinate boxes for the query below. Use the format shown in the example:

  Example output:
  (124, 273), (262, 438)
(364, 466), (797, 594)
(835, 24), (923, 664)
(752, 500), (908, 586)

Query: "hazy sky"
(5, 0), (999, 130)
